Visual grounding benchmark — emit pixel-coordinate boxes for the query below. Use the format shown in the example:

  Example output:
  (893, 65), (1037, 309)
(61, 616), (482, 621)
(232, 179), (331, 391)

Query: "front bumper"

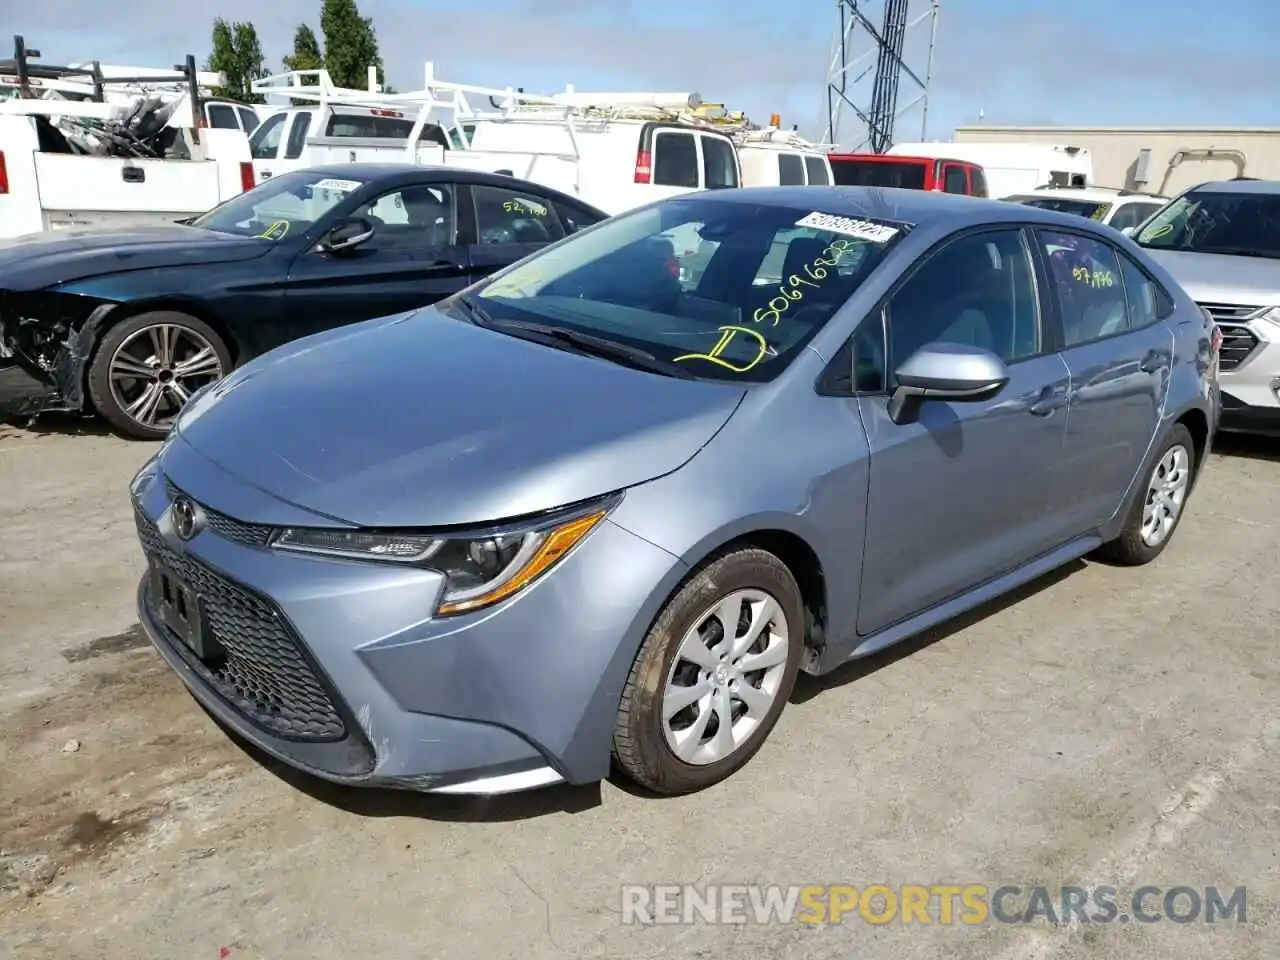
(131, 449), (685, 794)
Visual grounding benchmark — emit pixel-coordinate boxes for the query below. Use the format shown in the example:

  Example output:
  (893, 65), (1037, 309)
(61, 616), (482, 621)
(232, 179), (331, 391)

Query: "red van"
(828, 153), (989, 197)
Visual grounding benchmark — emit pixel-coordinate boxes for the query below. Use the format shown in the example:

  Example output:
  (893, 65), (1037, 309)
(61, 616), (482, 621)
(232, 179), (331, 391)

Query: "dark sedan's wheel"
(613, 548), (804, 795)
(1096, 423), (1196, 565)
(87, 311), (230, 441)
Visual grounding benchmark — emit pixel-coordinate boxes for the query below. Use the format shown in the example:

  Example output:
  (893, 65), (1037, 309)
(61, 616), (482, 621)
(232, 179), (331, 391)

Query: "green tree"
(319, 0), (385, 90)
(282, 24), (324, 105)
(206, 18), (268, 103)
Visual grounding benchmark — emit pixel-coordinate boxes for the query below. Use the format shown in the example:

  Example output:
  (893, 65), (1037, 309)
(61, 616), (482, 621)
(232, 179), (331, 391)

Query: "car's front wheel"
(87, 310), (231, 441)
(612, 548), (804, 795)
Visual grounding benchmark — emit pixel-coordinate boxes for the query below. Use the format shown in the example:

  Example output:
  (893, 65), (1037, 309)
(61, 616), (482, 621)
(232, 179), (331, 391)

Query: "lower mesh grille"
(136, 509), (347, 741)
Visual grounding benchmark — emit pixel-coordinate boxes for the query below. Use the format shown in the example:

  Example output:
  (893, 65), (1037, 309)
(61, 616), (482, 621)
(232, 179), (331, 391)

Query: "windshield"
(190, 169), (368, 240)
(467, 197), (908, 383)
(1135, 190), (1280, 258)
(830, 159), (927, 190)
(1006, 195), (1111, 221)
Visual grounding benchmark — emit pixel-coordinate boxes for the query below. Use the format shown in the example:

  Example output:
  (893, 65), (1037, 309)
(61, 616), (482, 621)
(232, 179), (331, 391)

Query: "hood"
(0, 225), (274, 292)
(1144, 249), (1280, 308)
(173, 308), (747, 527)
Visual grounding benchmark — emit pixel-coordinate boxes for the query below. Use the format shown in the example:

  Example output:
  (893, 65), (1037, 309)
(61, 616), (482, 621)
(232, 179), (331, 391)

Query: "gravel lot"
(1, 417), (1277, 960)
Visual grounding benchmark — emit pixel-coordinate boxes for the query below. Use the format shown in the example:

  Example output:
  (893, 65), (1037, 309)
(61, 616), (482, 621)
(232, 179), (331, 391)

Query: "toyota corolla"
(130, 187), (1219, 797)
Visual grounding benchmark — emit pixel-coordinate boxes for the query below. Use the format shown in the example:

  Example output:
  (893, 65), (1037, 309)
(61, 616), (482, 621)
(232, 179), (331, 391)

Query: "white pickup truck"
(0, 109), (251, 238)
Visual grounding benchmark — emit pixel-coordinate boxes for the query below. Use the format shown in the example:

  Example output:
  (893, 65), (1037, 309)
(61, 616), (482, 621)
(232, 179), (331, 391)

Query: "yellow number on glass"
(674, 325), (769, 372)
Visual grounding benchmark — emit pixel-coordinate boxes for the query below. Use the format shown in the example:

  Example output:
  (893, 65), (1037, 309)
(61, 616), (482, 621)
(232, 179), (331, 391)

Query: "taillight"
(0, 151), (8, 194)
(666, 255), (680, 278)
(1210, 323), (1223, 355)
(239, 162), (255, 192)
(634, 150), (652, 184)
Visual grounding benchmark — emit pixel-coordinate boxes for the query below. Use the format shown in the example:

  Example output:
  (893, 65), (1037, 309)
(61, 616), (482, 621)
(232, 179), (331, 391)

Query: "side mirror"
(887, 342), (1009, 425)
(321, 217), (375, 253)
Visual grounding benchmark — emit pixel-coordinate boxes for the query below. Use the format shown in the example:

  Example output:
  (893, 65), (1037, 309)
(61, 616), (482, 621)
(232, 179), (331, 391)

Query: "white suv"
(1134, 179), (1280, 436)
(1005, 186), (1169, 234)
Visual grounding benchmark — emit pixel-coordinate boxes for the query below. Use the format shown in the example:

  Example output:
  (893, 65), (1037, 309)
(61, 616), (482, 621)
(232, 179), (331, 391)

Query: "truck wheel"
(612, 548), (804, 795)
(1096, 423), (1196, 565)
(87, 310), (230, 441)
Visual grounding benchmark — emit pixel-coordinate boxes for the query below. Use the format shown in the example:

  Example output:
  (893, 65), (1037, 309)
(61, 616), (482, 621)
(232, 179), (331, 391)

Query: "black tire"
(612, 548), (805, 795)
(86, 310), (231, 441)
(1096, 423), (1196, 566)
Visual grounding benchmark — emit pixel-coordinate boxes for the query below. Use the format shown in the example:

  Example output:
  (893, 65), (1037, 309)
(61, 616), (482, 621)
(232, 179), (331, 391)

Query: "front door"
(857, 227), (1072, 635)
(1034, 227), (1173, 532)
(464, 182), (568, 282)
(277, 182), (470, 347)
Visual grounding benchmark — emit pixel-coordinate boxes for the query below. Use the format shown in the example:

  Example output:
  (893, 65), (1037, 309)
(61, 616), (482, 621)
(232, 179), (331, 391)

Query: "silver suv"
(1135, 179), (1280, 436)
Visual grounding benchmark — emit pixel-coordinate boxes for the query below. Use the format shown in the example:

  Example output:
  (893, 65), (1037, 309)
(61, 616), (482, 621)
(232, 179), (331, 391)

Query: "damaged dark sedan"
(0, 164), (607, 439)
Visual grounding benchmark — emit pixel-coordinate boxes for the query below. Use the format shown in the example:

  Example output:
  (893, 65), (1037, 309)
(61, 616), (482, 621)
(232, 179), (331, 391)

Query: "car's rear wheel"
(1096, 423), (1195, 565)
(87, 311), (230, 441)
(612, 548), (804, 795)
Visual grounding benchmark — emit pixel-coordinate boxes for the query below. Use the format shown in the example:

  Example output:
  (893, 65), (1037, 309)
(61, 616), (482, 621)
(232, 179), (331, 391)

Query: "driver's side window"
(886, 229), (1040, 375)
(358, 184), (456, 250)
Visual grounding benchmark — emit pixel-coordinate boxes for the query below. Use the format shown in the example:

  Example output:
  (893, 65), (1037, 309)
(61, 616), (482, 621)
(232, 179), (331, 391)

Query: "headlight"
(271, 496), (617, 616)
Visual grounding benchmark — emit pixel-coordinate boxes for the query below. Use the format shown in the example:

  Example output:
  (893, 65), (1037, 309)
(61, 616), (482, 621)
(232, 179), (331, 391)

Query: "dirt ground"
(1, 417), (1278, 960)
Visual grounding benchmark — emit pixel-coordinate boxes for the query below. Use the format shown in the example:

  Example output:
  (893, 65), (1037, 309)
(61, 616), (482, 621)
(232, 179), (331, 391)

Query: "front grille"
(1214, 322), (1261, 372)
(1196, 302), (1261, 323)
(164, 480), (274, 547)
(136, 509), (347, 741)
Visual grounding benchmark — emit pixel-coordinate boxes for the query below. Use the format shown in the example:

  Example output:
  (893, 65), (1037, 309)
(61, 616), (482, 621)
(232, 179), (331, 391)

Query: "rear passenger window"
(804, 156), (831, 185)
(778, 154), (805, 186)
(1117, 253), (1168, 327)
(652, 132), (699, 188)
(701, 136), (738, 189)
(284, 112), (311, 159)
(1039, 231), (1130, 346)
(206, 104), (239, 129)
(473, 185), (566, 245)
(942, 164), (968, 194)
(554, 200), (604, 234)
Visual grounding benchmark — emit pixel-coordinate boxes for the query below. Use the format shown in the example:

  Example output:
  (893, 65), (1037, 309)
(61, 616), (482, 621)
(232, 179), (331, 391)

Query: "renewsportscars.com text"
(621, 884), (1247, 926)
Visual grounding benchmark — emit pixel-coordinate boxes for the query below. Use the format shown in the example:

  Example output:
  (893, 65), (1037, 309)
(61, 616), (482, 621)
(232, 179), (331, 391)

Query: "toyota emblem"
(171, 496), (203, 541)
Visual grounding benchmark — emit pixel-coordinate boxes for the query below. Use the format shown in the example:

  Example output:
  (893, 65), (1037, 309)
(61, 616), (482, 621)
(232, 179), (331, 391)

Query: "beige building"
(952, 126), (1280, 198)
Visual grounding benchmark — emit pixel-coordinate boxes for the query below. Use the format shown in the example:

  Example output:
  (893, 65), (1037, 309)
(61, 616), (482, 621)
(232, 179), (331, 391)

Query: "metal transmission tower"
(823, 0), (940, 151)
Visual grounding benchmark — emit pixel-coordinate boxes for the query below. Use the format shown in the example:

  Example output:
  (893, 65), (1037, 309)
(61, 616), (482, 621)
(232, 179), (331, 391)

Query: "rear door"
(248, 112), (288, 181)
(1034, 227), (1174, 533)
(778, 153), (806, 186)
(278, 180), (470, 344)
(465, 181), (568, 281)
(804, 155), (832, 186)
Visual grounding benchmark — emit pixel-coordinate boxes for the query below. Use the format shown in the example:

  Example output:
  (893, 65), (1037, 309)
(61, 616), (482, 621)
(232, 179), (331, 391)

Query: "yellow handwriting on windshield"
(1144, 223), (1173, 241)
(752, 238), (854, 326)
(674, 325), (769, 373)
(255, 220), (289, 240)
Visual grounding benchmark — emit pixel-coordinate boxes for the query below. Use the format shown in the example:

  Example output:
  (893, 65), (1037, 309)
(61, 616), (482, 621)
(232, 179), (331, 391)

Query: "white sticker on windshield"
(794, 211), (899, 243)
(312, 178), (363, 192)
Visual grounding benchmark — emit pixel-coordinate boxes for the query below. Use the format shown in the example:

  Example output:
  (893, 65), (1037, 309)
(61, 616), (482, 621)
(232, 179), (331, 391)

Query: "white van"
(736, 131), (832, 187)
(887, 141), (1094, 199)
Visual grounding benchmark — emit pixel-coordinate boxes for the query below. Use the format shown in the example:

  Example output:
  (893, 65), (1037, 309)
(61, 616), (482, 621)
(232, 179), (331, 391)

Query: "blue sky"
(15, 0), (1280, 146)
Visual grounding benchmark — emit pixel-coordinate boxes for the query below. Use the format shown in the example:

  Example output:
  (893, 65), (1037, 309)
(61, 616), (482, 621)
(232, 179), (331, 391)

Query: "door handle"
(1140, 351), (1165, 373)
(1028, 387), (1062, 417)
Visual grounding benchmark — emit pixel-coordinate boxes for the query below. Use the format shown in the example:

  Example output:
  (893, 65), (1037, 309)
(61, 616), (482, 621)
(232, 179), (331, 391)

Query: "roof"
(291, 163), (607, 209)
(1009, 187), (1168, 203)
(1193, 179), (1280, 195)
(694, 185), (1123, 234)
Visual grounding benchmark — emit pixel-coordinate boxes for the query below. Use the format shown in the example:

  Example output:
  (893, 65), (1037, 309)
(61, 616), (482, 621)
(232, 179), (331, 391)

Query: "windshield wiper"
(491, 319), (698, 379)
(447, 293), (497, 328)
